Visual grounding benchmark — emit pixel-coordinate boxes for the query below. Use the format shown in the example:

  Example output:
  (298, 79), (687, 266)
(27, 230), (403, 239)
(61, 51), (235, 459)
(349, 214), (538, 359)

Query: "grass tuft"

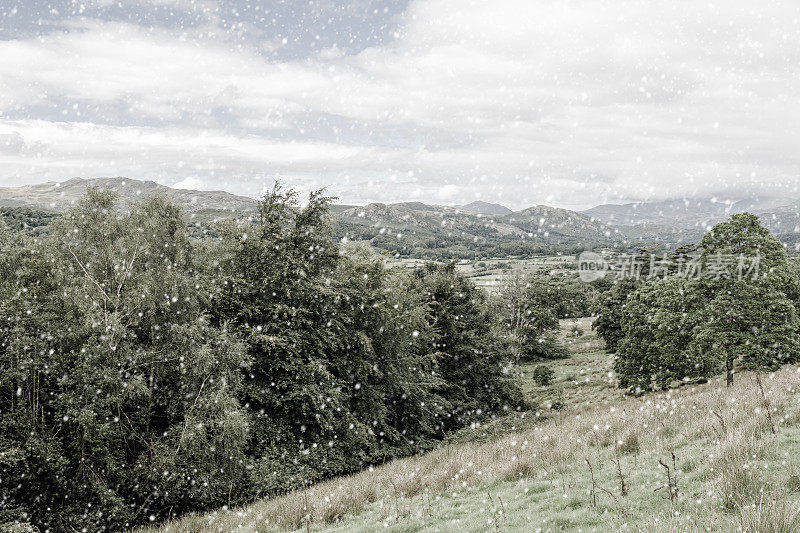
(739, 497), (800, 533)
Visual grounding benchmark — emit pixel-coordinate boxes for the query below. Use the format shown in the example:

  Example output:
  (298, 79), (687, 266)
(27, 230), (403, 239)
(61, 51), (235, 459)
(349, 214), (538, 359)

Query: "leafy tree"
(207, 184), (366, 492)
(0, 189), (250, 529)
(697, 213), (800, 385)
(667, 243), (698, 276)
(613, 213), (800, 392)
(698, 213), (786, 272)
(614, 278), (711, 394)
(331, 243), (450, 459)
(545, 275), (595, 319)
(592, 277), (639, 352)
(496, 274), (569, 363)
(689, 281), (800, 386)
(412, 263), (525, 427)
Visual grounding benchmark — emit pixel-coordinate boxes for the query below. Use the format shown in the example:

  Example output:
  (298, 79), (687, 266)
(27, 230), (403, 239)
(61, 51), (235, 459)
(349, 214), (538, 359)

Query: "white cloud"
(0, 118), (408, 198)
(1, 1), (800, 208)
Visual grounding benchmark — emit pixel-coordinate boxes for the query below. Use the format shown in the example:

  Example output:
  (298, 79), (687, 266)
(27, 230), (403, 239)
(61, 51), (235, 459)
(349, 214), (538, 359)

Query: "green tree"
(698, 213), (786, 272)
(697, 213), (800, 385)
(592, 277), (639, 352)
(412, 263), (525, 427)
(689, 281), (799, 386)
(614, 278), (711, 394)
(539, 275), (594, 319)
(612, 213), (800, 393)
(497, 274), (568, 364)
(208, 184), (366, 492)
(0, 189), (250, 530)
(332, 243), (450, 458)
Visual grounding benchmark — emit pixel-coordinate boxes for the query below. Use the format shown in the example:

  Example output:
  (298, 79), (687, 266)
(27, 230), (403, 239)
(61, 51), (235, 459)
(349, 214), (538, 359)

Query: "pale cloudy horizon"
(1, 0), (800, 210)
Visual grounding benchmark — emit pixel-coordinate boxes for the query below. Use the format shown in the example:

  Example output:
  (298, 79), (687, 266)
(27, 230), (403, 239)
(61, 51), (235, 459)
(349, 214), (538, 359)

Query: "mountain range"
(2, 177), (799, 257)
(585, 196), (800, 243)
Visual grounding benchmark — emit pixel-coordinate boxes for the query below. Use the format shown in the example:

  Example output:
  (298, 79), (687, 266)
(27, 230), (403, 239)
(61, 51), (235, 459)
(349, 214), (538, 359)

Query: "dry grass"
(738, 497), (800, 533)
(148, 364), (800, 533)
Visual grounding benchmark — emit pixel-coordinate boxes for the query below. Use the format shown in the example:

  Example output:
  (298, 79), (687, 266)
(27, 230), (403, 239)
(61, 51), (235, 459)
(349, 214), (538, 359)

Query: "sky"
(1, 0), (799, 210)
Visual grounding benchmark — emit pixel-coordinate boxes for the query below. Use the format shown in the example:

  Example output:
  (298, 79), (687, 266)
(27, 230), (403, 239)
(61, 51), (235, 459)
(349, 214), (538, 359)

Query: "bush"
(549, 399), (564, 410)
(532, 365), (555, 386)
(525, 333), (570, 361)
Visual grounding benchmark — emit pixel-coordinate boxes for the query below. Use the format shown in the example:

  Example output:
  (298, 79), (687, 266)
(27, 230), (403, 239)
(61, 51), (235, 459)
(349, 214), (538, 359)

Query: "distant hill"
(583, 196), (800, 248)
(0, 178), (638, 258)
(0, 177), (258, 214)
(336, 201), (623, 259)
(584, 199), (731, 227)
(457, 201), (512, 216)
(502, 205), (614, 240)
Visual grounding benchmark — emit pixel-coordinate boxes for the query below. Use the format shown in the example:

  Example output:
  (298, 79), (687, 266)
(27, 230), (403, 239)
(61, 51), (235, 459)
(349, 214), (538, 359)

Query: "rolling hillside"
(149, 320), (800, 532)
(5, 177), (800, 257)
(0, 178), (623, 257)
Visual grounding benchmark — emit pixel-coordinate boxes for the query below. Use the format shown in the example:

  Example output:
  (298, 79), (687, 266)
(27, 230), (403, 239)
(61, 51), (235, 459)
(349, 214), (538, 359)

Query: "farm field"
(384, 255), (579, 293)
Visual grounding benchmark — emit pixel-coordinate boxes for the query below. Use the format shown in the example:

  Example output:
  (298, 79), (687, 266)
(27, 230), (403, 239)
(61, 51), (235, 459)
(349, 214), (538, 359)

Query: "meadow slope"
(149, 320), (800, 533)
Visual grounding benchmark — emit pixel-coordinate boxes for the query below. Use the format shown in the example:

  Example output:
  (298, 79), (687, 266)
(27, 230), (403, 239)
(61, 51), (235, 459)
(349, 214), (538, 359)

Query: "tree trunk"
(726, 356), (733, 387)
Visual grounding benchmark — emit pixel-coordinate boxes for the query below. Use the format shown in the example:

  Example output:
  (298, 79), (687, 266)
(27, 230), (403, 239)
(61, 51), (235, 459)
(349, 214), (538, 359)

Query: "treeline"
(0, 187), (523, 531)
(0, 207), (59, 235)
(594, 214), (800, 393)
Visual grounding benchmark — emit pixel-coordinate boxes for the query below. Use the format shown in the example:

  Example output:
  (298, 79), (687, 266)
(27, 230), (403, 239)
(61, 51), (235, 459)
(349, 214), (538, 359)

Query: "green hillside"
(149, 320), (800, 532)
(9, 177), (800, 259)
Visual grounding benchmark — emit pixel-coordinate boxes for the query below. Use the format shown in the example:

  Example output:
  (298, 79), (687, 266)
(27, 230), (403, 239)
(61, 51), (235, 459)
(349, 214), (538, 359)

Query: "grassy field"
(148, 320), (800, 533)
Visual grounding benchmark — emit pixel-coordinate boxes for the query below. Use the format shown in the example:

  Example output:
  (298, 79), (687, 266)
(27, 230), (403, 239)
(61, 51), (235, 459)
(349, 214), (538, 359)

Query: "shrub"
(532, 365), (555, 386)
(528, 333), (570, 360)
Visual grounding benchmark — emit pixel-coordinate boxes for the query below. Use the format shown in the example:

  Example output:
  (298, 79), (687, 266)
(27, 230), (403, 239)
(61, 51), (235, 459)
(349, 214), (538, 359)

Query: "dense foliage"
(592, 278), (639, 352)
(0, 187), (523, 531)
(614, 278), (710, 392)
(0, 207), (59, 234)
(603, 214), (800, 393)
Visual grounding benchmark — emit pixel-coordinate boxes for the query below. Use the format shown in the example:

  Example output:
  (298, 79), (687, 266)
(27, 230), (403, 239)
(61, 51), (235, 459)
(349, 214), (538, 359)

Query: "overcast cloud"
(0, 0), (799, 209)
